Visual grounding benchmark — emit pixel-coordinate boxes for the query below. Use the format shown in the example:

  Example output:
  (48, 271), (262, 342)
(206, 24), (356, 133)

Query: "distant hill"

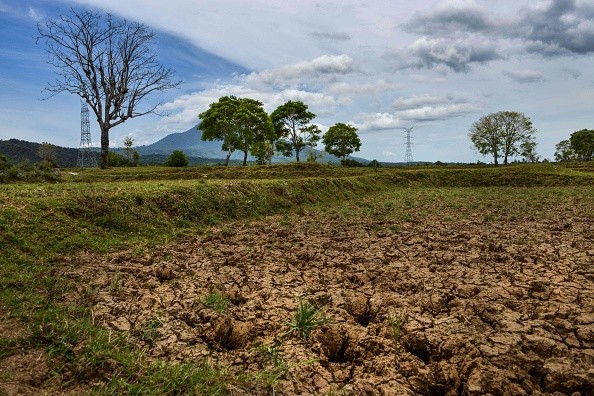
(0, 139), (80, 167)
(0, 139), (227, 167)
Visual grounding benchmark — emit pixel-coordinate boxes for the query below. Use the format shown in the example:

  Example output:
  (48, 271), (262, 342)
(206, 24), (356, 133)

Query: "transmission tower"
(77, 101), (98, 167)
(404, 126), (414, 163)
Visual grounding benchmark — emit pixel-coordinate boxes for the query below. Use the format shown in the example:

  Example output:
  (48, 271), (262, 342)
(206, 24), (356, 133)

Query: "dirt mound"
(72, 200), (594, 394)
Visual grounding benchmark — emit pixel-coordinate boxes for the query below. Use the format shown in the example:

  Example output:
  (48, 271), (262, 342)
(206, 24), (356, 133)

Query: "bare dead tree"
(37, 10), (180, 168)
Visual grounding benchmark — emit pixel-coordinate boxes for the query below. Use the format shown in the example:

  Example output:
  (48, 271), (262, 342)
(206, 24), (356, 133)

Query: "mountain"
(136, 126), (231, 159)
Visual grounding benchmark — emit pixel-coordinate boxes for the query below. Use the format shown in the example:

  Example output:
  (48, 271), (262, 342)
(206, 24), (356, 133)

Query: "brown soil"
(65, 198), (594, 396)
(4, 193), (593, 395)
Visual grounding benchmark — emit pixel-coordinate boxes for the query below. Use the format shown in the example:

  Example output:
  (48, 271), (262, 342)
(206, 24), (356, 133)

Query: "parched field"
(1, 164), (593, 395)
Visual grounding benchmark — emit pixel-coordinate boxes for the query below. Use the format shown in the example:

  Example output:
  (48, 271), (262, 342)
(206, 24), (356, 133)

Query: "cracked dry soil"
(75, 192), (593, 395)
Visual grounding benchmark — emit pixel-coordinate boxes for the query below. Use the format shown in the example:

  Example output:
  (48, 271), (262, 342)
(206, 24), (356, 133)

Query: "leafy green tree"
(107, 151), (129, 167)
(251, 140), (275, 165)
(123, 137), (134, 161)
(166, 150), (188, 167)
(199, 96), (274, 166)
(469, 111), (536, 165)
(520, 139), (539, 163)
(38, 142), (57, 167)
(554, 139), (577, 162)
(322, 123), (361, 161)
(235, 98), (275, 166)
(271, 101), (320, 162)
(569, 129), (594, 161)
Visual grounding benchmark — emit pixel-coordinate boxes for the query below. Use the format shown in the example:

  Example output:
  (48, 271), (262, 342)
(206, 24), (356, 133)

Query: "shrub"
(341, 158), (364, 167)
(166, 150), (189, 167)
(0, 154), (10, 170)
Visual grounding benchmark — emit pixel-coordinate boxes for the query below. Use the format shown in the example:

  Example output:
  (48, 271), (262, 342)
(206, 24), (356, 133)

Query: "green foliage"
(271, 101), (320, 162)
(555, 139), (576, 162)
(286, 299), (328, 340)
(569, 129), (594, 161)
(108, 151), (128, 167)
(555, 130), (594, 162)
(388, 313), (403, 349)
(199, 96), (275, 166)
(252, 341), (288, 389)
(38, 142), (57, 167)
(0, 154), (11, 170)
(322, 123), (361, 160)
(368, 159), (381, 168)
(166, 150), (189, 167)
(469, 111), (537, 165)
(341, 158), (364, 167)
(202, 290), (230, 313)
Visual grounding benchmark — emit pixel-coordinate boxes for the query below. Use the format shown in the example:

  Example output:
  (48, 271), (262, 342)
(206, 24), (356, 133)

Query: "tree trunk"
(242, 151), (248, 166)
(295, 148), (301, 162)
(224, 150), (232, 166)
(100, 126), (110, 169)
(503, 154), (508, 165)
(493, 154), (498, 165)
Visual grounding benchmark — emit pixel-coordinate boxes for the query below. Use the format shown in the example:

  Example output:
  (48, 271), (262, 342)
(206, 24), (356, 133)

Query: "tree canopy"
(469, 111), (537, 165)
(555, 129), (594, 162)
(270, 101), (320, 162)
(37, 10), (179, 168)
(569, 129), (594, 161)
(198, 96), (274, 166)
(322, 123), (361, 161)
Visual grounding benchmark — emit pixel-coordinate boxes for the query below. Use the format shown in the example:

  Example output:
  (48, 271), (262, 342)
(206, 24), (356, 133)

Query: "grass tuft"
(286, 298), (329, 340)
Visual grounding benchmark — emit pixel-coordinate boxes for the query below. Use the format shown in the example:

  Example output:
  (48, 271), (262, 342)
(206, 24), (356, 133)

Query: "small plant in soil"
(389, 312), (403, 350)
(286, 298), (329, 340)
(109, 270), (123, 292)
(252, 341), (288, 389)
(137, 319), (162, 344)
(202, 290), (230, 313)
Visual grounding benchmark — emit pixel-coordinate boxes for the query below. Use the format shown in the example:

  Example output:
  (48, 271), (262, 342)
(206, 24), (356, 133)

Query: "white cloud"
(28, 6), (43, 21)
(349, 113), (404, 132)
(240, 54), (355, 88)
(502, 69), (546, 83)
(398, 103), (479, 122)
(393, 94), (468, 110)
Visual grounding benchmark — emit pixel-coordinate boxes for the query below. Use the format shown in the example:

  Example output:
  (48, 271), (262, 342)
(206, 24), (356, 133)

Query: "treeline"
(198, 97), (362, 166)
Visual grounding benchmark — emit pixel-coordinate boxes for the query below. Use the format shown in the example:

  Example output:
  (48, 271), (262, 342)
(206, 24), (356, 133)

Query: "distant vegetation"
(469, 111), (538, 165)
(555, 129), (594, 162)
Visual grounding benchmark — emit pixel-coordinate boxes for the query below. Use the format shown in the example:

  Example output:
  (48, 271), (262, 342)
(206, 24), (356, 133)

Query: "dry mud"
(73, 195), (593, 395)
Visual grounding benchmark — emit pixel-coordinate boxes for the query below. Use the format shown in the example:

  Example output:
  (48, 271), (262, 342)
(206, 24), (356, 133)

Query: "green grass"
(285, 299), (329, 340)
(1, 162), (594, 393)
(202, 290), (230, 314)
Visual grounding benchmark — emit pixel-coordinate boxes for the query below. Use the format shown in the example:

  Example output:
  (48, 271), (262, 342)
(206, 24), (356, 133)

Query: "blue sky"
(1, 0), (593, 162)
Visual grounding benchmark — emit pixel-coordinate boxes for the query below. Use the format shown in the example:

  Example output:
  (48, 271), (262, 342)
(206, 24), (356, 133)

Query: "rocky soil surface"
(70, 191), (594, 395)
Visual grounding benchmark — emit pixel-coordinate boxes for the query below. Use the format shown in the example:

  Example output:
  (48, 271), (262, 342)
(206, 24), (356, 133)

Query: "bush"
(0, 154), (10, 170)
(368, 159), (381, 168)
(166, 150), (189, 167)
(108, 151), (132, 167)
(341, 158), (364, 167)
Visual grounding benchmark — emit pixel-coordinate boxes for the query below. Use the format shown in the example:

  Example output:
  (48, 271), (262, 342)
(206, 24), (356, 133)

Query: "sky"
(0, 0), (593, 163)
